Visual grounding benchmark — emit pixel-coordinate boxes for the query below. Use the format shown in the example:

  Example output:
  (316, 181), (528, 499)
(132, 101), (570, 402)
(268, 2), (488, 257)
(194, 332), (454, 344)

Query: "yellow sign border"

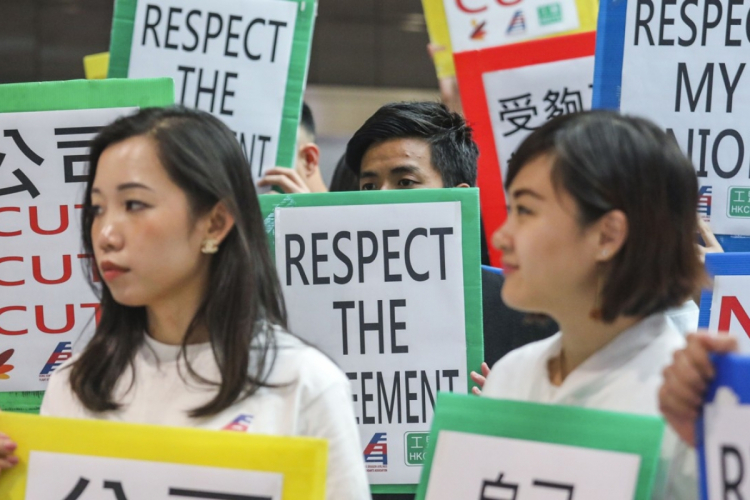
(0, 412), (327, 499)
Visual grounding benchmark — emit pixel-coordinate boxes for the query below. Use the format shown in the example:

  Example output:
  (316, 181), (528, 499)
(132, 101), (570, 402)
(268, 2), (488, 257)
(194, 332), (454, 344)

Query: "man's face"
(359, 138), (445, 190)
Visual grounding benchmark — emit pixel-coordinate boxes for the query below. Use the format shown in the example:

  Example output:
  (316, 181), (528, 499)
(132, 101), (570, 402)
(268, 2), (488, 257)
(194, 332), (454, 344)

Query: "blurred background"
(0, 0), (442, 182)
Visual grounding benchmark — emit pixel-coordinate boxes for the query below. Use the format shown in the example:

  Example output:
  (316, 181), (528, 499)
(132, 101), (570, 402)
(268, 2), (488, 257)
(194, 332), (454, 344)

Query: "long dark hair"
(506, 111), (704, 322)
(70, 106), (288, 417)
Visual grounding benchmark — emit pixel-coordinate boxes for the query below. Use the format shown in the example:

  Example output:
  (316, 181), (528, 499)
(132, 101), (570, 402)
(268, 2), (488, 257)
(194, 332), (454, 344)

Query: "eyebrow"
(389, 165), (421, 176)
(91, 182), (153, 195)
(511, 188), (545, 201)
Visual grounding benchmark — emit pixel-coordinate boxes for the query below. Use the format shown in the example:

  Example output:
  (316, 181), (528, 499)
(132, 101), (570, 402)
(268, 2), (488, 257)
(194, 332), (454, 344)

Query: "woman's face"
(90, 135), (212, 308)
(492, 154), (602, 317)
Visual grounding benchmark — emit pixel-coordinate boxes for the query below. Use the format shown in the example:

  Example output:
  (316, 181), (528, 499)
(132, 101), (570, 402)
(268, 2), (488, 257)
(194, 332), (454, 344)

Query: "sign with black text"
(594, 0), (750, 241)
(108, 0), (315, 180)
(416, 394), (665, 500)
(0, 78), (175, 414)
(259, 189), (483, 493)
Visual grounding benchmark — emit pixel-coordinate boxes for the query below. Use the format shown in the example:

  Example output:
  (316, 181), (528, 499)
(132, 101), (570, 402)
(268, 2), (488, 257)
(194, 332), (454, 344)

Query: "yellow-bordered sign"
(0, 412), (327, 499)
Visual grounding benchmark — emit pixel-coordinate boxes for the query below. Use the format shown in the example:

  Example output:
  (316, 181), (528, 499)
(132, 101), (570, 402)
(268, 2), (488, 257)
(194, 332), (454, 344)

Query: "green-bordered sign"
(259, 189), (484, 493)
(417, 393), (666, 500)
(108, 0), (316, 180)
(0, 78), (175, 415)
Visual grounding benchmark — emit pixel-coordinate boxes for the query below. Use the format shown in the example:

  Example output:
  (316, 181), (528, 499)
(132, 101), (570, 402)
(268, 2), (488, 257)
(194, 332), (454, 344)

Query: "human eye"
(516, 204), (533, 216)
(125, 200), (149, 212)
(89, 204), (104, 217)
(361, 182), (376, 191)
(397, 178), (417, 188)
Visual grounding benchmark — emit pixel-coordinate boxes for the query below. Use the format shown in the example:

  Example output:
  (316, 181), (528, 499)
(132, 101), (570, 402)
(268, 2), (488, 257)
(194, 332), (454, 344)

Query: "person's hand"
(0, 432), (19, 475)
(697, 216), (723, 263)
(257, 167), (311, 194)
(659, 333), (738, 447)
(470, 362), (491, 396)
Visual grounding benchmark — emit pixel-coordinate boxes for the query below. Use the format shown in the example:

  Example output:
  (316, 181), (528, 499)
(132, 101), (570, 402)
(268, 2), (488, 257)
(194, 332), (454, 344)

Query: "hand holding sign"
(0, 431), (19, 475)
(659, 333), (738, 447)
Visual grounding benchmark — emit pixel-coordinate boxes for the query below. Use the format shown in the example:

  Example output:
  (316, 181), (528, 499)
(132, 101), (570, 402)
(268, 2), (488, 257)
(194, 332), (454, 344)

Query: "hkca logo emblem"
(222, 414), (254, 432)
(0, 349), (15, 380)
(39, 342), (72, 381)
(364, 432), (388, 472)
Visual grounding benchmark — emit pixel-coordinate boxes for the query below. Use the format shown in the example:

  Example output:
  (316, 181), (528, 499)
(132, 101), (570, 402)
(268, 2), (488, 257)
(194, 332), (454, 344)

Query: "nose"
(491, 219), (512, 252)
(95, 217), (124, 253)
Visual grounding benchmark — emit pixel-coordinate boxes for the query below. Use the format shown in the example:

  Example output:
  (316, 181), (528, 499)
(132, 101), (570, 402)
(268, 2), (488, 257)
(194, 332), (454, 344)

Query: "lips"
(99, 261), (129, 281)
(502, 262), (519, 276)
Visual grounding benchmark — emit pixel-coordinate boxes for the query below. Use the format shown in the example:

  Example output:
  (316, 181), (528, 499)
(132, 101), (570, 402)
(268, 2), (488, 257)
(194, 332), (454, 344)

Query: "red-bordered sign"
(455, 31), (596, 266)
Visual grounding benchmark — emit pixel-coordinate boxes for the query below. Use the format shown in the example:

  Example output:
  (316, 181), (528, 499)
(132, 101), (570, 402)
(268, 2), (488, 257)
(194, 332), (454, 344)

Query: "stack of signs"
(0, 78), (175, 414)
(108, 0), (316, 181)
(0, 412), (327, 500)
(698, 354), (750, 499)
(594, 0), (750, 250)
(416, 393), (666, 500)
(455, 31), (596, 266)
(259, 189), (483, 493)
(699, 253), (750, 352)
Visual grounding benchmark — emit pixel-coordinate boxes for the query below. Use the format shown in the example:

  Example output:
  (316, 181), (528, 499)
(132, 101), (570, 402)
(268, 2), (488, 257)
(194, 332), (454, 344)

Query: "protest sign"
(0, 411), (327, 500)
(259, 189), (483, 493)
(108, 0), (315, 181)
(698, 354), (750, 500)
(441, 0), (597, 53)
(0, 78), (175, 415)
(594, 0), (750, 248)
(416, 393), (665, 500)
(455, 31), (595, 266)
(698, 253), (750, 353)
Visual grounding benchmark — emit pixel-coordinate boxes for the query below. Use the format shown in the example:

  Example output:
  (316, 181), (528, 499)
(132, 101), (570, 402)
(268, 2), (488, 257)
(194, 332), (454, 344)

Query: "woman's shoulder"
(483, 333), (561, 397)
(265, 326), (350, 400)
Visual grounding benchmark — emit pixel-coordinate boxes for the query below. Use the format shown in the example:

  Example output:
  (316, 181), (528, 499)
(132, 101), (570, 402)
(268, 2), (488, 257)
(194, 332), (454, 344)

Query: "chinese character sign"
(595, 0), (750, 236)
(0, 412), (327, 500)
(0, 78), (174, 403)
(260, 189), (483, 491)
(25, 452), (283, 500)
(109, 0), (315, 181)
(415, 394), (665, 500)
(0, 107), (137, 394)
(484, 56), (593, 183)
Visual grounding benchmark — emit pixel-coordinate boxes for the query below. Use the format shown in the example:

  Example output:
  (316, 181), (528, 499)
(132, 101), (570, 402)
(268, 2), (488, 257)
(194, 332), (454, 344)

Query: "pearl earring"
(201, 239), (219, 254)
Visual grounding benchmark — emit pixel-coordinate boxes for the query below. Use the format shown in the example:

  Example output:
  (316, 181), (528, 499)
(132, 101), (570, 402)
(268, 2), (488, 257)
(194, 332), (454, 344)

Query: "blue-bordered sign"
(592, 0), (750, 250)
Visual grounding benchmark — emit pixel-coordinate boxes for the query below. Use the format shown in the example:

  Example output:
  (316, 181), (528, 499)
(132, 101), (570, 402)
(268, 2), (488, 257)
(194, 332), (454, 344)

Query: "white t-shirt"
(41, 327), (371, 500)
(482, 312), (697, 500)
(665, 300), (700, 336)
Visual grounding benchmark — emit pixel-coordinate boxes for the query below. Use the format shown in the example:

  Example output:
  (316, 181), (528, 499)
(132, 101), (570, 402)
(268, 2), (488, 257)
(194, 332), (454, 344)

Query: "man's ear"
(298, 143), (320, 179)
(595, 210), (628, 262)
(455, 182), (471, 188)
(205, 201), (235, 245)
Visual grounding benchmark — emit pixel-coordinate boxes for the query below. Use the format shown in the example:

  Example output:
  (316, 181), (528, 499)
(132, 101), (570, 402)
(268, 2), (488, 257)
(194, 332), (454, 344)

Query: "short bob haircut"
(70, 106), (287, 417)
(346, 101), (479, 187)
(506, 111), (704, 323)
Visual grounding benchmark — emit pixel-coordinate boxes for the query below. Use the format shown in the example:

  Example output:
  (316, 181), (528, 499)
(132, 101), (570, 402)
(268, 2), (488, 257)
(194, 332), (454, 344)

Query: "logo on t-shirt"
(39, 342), (72, 381)
(222, 414), (254, 432)
(364, 432), (388, 472)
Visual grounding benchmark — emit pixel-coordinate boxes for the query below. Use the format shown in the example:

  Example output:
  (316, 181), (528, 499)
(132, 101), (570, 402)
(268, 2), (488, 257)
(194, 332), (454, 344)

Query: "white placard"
(707, 275), (750, 353)
(128, 0), (298, 180)
(619, 0), (750, 235)
(25, 451), (283, 500)
(484, 56), (593, 182)
(274, 201), (468, 485)
(704, 387), (750, 498)
(425, 430), (641, 500)
(0, 107), (137, 392)
(443, 0), (579, 53)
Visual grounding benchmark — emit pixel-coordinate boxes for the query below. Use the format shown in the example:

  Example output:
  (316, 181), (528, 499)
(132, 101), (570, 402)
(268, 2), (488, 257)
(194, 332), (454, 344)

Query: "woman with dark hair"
(482, 111), (703, 499)
(0, 107), (370, 499)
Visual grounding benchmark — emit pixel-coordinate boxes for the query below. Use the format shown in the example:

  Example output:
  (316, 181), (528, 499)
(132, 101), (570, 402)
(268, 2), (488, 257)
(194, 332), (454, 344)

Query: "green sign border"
(108, 0), (316, 169)
(259, 188), (484, 494)
(416, 393), (666, 500)
(0, 77), (175, 414)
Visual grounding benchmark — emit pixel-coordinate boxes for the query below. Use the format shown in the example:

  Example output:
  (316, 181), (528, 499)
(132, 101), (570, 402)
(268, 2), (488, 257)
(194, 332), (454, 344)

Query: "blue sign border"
(698, 253), (750, 329)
